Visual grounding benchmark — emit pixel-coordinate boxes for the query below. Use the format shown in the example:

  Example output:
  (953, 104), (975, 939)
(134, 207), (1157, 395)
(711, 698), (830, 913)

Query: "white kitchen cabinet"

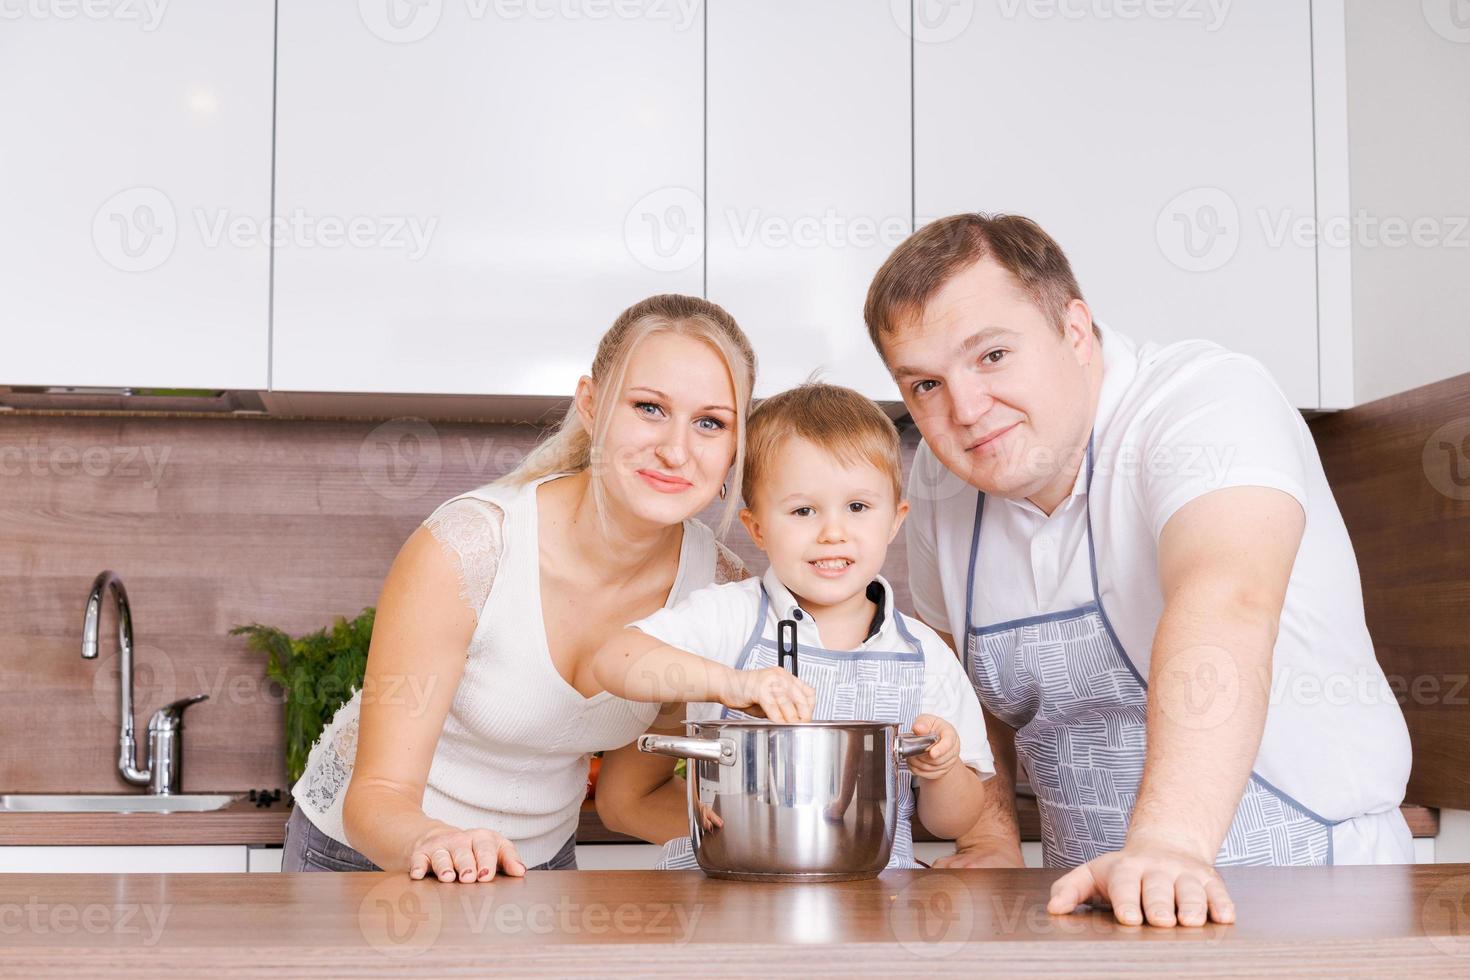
(705, 0), (910, 400)
(914, 1), (1331, 408)
(271, 2), (704, 397)
(0, 2), (273, 390)
(0, 846), (247, 874)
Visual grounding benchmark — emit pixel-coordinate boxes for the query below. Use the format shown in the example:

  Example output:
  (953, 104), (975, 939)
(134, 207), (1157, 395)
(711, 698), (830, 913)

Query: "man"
(865, 214), (1412, 928)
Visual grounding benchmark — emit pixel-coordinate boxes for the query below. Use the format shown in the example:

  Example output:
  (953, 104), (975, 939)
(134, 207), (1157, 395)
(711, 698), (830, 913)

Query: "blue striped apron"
(964, 438), (1336, 868)
(655, 583), (927, 870)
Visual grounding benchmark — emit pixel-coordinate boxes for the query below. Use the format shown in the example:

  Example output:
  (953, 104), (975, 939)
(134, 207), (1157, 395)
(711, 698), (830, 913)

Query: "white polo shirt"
(906, 322), (1413, 861)
(630, 566), (996, 778)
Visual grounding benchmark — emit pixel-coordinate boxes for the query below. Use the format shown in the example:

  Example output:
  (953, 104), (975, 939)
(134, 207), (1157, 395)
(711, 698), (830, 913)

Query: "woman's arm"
(341, 525), (524, 881)
(595, 705), (694, 844)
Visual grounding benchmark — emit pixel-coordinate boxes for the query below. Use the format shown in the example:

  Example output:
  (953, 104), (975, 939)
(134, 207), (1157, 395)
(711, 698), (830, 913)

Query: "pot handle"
(638, 734), (738, 766)
(895, 732), (940, 760)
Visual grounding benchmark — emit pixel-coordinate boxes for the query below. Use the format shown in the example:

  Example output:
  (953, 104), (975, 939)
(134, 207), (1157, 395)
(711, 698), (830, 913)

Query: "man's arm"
(1048, 485), (1304, 927)
(922, 621), (1026, 868)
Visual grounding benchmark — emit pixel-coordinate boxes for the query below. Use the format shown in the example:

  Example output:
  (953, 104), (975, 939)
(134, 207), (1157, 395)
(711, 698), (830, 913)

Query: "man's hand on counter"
(1045, 842), (1236, 928)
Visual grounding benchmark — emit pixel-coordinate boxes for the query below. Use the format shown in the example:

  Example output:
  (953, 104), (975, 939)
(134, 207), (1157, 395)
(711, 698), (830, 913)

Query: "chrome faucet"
(81, 570), (208, 795)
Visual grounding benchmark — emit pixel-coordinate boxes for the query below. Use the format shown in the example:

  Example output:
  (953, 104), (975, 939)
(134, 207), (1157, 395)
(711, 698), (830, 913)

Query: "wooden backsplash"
(1310, 373), (1470, 811)
(0, 413), (917, 794)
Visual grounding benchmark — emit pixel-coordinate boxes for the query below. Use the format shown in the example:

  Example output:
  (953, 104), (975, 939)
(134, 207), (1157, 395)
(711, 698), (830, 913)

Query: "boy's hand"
(907, 714), (961, 781)
(719, 666), (815, 723)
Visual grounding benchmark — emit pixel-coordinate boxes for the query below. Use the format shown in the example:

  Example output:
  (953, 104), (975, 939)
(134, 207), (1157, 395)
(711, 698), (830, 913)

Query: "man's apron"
(963, 439), (1336, 868)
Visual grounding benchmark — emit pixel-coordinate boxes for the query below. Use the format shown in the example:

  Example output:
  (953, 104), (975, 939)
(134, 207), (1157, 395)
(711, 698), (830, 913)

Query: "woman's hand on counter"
(407, 822), (526, 883)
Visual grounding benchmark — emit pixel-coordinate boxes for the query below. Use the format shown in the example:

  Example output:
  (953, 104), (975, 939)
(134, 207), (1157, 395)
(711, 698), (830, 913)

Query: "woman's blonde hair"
(501, 294), (757, 534)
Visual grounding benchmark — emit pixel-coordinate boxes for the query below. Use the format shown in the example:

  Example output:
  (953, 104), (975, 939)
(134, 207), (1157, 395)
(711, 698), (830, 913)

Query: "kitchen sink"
(0, 793), (241, 813)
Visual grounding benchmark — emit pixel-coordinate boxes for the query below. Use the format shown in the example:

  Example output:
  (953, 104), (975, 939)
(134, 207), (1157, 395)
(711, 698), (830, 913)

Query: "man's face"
(881, 257), (1098, 507)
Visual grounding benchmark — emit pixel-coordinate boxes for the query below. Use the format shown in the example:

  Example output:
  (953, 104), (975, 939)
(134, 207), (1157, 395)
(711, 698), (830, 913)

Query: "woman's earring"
(719, 483), (727, 500)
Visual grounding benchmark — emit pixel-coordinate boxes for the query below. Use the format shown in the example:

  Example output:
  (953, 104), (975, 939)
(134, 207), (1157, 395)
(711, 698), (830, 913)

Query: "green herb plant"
(230, 609), (375, 785)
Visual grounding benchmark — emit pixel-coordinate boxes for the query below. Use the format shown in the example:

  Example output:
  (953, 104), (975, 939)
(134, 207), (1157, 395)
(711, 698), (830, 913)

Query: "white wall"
(1345, 1), (1470, 405)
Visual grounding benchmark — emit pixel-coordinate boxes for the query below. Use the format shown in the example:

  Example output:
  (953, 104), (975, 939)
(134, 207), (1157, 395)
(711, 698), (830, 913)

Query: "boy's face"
(739, 437), (909, 611)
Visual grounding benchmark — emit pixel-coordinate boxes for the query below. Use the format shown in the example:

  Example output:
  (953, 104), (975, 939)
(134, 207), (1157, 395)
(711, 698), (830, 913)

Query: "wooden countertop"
(3, 864), (1469, 976)
(0, 796), (291, 847)
(0, 796), (1440, 847)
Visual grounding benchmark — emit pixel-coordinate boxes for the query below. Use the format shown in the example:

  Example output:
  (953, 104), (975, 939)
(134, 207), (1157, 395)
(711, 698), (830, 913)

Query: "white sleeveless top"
(291, 473), (744, 867)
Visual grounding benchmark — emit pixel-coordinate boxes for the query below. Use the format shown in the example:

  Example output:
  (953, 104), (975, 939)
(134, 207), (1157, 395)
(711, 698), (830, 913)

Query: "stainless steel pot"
(638, 719), (938, 881)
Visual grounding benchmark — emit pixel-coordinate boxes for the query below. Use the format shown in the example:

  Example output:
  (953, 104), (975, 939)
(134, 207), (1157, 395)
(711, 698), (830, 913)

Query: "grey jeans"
(281, 805), (577, 872)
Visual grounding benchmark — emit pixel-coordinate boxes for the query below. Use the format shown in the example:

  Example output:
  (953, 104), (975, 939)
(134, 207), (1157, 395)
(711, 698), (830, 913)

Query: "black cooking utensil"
(777, 618), (799, 678)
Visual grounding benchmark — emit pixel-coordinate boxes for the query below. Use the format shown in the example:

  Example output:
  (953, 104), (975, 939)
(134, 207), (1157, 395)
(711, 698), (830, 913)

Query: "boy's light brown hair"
(863, 212), (1094, 353)
(741, 383), (902, 509)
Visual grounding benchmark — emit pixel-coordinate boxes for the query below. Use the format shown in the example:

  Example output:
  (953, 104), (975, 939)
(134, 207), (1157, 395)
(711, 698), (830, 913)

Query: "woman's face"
(584, 331), (739, 531)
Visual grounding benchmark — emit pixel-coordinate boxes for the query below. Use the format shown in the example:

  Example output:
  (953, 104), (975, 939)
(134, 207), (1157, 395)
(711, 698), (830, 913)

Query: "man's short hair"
(864, 213), (1090, 352)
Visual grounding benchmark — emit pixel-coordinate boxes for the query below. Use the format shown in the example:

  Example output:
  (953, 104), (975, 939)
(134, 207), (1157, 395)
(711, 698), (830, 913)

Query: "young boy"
(591, 382), (994, 870)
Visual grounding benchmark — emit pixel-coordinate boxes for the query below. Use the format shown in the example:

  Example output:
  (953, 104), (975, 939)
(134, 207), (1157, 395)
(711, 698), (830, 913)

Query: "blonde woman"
(282, 295), (756, 881)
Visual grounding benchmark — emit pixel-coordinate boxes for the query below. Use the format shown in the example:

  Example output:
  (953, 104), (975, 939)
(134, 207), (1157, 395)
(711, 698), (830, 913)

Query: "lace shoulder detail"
(713, 540), (750, 583)
(422, 497), (506, 621)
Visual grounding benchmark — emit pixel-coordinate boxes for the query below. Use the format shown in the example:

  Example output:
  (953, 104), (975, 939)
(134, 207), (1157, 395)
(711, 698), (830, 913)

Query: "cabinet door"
(915, 2), (1321, 407)
(0, 3), (273, 390)
(706, 0), (911, 400)
(272, 3), (704, 396)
